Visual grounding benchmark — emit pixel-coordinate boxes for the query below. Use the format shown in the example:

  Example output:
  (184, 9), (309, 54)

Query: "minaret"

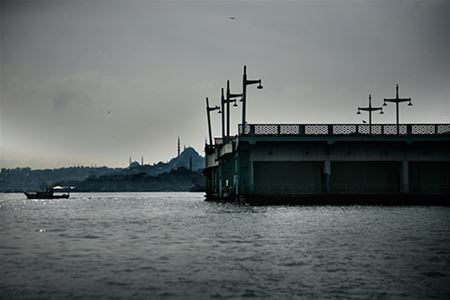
(129, 156), (131, 166)
(141, 156), (144, 166)
(177, 137), (180, 157)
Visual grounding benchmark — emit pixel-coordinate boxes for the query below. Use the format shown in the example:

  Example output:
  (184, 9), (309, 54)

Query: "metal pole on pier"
(241, 65), (263, 135)
(357, 94), (384, 134)
(221, 88), (225, 141)
(383, 84), (412, 135)
(206, 97), (220, 146)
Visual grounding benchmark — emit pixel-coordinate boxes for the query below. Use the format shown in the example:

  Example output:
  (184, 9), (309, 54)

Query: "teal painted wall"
(205, 137), (450, 198)
(219, 156), (236, 196)
(410, 162), (450, 194)
(238, 149), (251, 194)
(253, 161), (322, 194)
(331, 161), (401, 194)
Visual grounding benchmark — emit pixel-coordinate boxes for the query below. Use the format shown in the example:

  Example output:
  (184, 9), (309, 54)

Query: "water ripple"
(1, 192), (450, 299)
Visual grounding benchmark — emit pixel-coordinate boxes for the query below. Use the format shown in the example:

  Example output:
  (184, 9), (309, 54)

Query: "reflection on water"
(1, 192), (450, 299)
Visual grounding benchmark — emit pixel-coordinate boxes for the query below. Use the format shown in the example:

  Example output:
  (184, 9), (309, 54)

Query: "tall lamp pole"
(221, 88), (225, 140)
(206, 97), (220, 146)
(241, 65), (263, 135)
(225, 80), (243, 139)
(357, 94), (384, 134)
(383, 83), (412, 135)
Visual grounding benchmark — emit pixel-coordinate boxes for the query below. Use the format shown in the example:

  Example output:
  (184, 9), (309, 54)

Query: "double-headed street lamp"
(241, 65), (263, 134)
(206, 97), (220, 146)
(383, 83), (412, 135)
(357, 94), (384, 135)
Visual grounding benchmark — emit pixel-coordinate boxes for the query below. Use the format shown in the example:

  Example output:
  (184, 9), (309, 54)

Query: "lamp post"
(221, 88), (225, 140)
(225, 80), (242, 140)
(383, 83), (412, 135)
(241, 65), (263, 135)
(357, 94), (384, 135)
(206, 97), (220, 146)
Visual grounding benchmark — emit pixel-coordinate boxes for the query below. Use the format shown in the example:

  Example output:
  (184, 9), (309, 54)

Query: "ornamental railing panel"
(357, 124), (383, 135)
(279, 124), (301, 135)
(333, 125), (357, 135)
(411, 124), (436, 135)
(437, 124), (450, 135)
(383, 124), (407, 135)
(254, 124), (279, 135)
(214, 136), (237, 145)
(305, 125), (329, 135)
(238, 124), (251, 135)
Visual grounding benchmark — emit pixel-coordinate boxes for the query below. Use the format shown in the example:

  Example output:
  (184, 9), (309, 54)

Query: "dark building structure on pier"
(204, 67), (450, 204)
(205, 123), (450, 204)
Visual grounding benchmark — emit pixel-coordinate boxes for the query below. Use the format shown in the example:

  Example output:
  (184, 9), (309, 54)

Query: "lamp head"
(380, 110), (384, 115)
(408, 101), (413, 106)
(383, 102), (387, 106)
(233, 102), (238, 107)
(357, 110), (361, 115)
(257, 83), (263, 89)
(218, 109), (222, 114)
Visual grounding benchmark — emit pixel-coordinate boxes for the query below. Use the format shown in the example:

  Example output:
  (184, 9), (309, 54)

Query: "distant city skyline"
(1, 0), (449, 169)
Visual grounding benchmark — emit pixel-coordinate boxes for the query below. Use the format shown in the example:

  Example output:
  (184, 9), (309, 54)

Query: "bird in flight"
(229, 17), (237, 20)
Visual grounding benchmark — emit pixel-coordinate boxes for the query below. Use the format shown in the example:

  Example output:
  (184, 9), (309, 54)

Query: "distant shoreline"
(1, 190), (205, 194)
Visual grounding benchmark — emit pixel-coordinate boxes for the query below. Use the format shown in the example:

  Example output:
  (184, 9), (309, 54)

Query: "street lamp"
(357, 94), (384, 135)
(221, 88), (225, 140)
(241, 65), (263, 135)
(383, 83), (412, 135)
(225, 80), (243, 139)
(206, 97), (220, 146)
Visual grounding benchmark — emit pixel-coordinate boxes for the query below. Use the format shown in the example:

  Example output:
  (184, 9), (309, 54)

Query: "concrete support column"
(401, 160), (409, 193)
(323, 159), (331, 193)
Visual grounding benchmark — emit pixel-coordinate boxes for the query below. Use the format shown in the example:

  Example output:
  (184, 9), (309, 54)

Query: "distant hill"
(165, 147), (204, 172)
(0, 147), (205, 192)
(73, 167), (205, 192)
(123, 147), (204, 176)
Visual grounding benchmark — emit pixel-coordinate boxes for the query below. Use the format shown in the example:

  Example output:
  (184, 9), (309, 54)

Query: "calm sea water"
(1, 192), (449, 299)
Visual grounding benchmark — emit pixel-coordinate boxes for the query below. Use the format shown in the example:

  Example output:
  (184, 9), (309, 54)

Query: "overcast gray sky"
(1, 0), (449, 169)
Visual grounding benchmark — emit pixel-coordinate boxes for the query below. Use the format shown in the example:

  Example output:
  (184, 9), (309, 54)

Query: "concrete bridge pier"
(205, 123), (450, 204)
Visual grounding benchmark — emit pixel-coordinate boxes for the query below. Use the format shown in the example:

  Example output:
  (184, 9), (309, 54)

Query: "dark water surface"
(1, 192), (450, 299)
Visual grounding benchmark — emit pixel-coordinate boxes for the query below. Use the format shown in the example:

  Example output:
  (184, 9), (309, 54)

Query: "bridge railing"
(237, 123), (450, 136)
(214, 136), (237, 145)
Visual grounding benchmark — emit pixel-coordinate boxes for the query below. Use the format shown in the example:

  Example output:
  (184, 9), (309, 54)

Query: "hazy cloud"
(1, 0), (449, 168)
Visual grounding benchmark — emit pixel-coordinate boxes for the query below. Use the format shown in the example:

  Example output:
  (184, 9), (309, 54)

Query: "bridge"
(203, 66), (450, 204)
(205, 123), (450, 204)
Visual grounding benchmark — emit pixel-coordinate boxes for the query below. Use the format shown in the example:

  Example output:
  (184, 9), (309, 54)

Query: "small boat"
(24, 187), (69, 199)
